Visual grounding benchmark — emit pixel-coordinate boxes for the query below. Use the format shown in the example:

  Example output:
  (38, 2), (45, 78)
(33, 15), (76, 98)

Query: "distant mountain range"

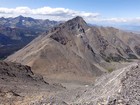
(0, 16), (60, 58)
(0, 15), (59, 31)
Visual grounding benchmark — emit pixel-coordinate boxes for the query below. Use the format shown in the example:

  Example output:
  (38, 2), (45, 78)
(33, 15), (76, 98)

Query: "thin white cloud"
(0, 6), (99, 20)
(101, 18), (140, 23)
(0, 6), (140, 25)
(86, 17), (140, 25)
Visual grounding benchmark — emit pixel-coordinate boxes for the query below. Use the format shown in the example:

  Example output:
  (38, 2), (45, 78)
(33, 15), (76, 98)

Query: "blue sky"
(0, 0), (140, 25)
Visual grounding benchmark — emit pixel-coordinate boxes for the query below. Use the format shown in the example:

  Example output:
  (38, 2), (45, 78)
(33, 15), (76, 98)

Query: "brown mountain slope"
(34, 62), (140, 105)
(6, 16), (140, 81)
(0, 61), (64, 104)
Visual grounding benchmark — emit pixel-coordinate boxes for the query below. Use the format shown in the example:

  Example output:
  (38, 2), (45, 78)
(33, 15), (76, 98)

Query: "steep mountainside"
(1, 61), (139, 105)
(34, 62), (139, 105)
(0, 16), (59, 59)
(0, 61), (64, 104)
(6, 16), (140, 81)
(88, 26), (140, 61)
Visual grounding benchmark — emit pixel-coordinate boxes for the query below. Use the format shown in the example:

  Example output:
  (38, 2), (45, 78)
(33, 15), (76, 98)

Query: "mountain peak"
(14, 15), (34, 21)
(62, 16), (89, 32)
(15, 15), (25, 19)
(67, 16), (86, 24)
(73, 16), (84, 21)
(48, 16), (88, 34)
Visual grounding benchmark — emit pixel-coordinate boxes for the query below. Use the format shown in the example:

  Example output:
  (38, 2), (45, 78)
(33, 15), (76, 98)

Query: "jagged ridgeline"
(0, 16), (59, 59)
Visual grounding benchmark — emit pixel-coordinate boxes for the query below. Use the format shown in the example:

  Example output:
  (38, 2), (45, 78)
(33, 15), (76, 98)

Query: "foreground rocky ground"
(0, 61), (65, 105)
(0, 61), (139, 105)
(28, 62), (140, 105)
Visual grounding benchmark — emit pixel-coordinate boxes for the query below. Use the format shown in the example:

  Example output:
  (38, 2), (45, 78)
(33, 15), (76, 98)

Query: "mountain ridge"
(0, 15), (59, 30)
(6, 16), (140, 82)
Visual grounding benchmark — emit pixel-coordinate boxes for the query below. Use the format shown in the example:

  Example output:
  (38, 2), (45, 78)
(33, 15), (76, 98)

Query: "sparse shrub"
(107, 68), (114, 72)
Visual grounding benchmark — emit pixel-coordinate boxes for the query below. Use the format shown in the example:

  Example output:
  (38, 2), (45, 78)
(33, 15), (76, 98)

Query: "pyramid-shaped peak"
(63, 16), (88, 31)
(15, 15), (25, 19)
(73, 16), (84, 20)
(68, 16), (86, 23)
(48, 16), (89, 34)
